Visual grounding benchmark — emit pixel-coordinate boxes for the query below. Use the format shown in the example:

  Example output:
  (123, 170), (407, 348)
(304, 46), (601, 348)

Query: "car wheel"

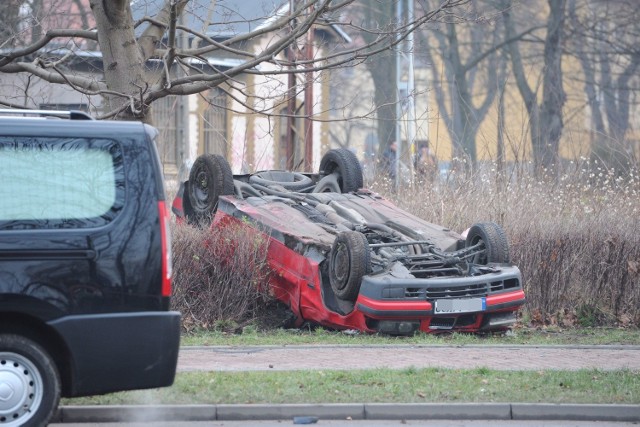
(319, 148), (363, 193)
(0, 334), (60, 427)
(465, 222), (510, 264)
(188, 154), (234, 225)
(249, 171), (313, 191)
(329, 231), (370, 301)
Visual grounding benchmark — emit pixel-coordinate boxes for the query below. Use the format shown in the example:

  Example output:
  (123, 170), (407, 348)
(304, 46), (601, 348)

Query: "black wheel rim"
(470, 236), (487, 264)
(192, 169), (210, 209)
(326, 161), (345, 191)
(332, 242), (350, 290)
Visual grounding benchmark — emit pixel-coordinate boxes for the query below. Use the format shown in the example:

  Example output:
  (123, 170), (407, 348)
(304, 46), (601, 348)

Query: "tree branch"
(0, 29), (97, 67)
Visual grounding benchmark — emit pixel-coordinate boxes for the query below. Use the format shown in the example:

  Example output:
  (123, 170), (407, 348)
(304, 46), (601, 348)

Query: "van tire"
(0, 334), (60, 427)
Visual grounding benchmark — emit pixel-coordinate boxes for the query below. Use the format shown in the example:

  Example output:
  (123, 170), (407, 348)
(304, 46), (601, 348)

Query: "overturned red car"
(172, 149), (525, 335)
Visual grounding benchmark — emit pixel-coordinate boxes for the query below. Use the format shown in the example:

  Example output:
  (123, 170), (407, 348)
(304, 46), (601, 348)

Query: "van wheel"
(329, 231), (370, 301)
(319, 149), (363, 193)
(188, 154), (234, 225)
(465, 222), (510, 264)
(0, 334), (60, 427)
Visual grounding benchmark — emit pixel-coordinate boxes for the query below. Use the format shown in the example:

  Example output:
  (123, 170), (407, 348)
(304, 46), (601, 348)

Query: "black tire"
(188, 154), (234, 225)
(249, 170), (313, 191)
(329, 231), (370, 301)
(319, 148), (363, 193)
(0, 334), (60, 427)
(465, 222), (510, 264)
(182, 181), (196, 221)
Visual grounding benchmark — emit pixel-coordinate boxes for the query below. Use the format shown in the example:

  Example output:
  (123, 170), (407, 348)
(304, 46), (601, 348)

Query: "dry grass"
(370, 160), (640, 328)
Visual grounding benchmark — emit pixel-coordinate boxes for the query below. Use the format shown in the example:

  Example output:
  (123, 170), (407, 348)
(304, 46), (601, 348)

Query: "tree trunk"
(569, 0), (640, 174)
(538, 0), (567, 175)
(503, 0), (565, 177)
(90, 0), (151, 122)
(359, 0), (398, 155)
(369, 53), (398, 153)
(422, 4), (504, 167)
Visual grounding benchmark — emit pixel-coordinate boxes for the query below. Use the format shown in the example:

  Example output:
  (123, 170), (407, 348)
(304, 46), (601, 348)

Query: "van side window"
(0, 137), (124, 230)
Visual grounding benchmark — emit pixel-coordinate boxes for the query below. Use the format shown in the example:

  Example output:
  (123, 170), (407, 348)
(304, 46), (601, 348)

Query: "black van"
(0, 110), (181, 427)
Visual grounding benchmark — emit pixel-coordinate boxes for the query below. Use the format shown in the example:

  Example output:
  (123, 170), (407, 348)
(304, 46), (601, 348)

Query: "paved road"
(177, 344), (640, 372)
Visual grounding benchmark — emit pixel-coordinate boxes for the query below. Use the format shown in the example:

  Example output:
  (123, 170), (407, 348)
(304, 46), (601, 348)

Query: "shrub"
(371, 160), (640, 328)
(171, 220), (273, 332)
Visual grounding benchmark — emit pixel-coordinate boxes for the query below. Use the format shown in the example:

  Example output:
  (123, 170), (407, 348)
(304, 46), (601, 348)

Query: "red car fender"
(213, 211), (374, 331)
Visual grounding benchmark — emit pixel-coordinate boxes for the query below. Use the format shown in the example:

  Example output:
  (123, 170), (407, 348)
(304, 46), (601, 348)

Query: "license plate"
(434, 298), (486, 314)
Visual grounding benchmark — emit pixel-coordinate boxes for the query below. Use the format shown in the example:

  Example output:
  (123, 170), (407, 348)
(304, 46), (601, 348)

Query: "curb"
(181, 344), (640, 351)
(54, 403), (640, 423)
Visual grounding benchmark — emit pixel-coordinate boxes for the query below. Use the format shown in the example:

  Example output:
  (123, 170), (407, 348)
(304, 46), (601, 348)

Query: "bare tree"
(419, 0), (510, 165)
(0, 0), (28, 48)
(567, 0), (640, 173)
(502, 0), (567, 176)
(352, 0), (399, 154)
(0, 0), (466, 125)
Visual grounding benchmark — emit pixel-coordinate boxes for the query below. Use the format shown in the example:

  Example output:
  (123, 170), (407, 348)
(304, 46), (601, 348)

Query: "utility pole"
(285, 0), (297, 170)
(394, 0), (402, 189)
(178, 7), (190, 178)
(303, 2), (314, 171)
(395, 0), (417, 189)
(406, 0), (416, 183)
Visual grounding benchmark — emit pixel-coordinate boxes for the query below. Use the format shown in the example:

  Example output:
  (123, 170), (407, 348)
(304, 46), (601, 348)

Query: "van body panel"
(48, 311), (181, 396)
(0, 115), (180, 406)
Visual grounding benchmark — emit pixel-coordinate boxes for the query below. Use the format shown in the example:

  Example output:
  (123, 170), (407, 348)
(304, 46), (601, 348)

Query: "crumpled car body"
(173, 149), (525, 335)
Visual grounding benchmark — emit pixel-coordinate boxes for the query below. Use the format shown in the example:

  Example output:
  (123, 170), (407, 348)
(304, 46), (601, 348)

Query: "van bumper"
(48, 311), (181, 397)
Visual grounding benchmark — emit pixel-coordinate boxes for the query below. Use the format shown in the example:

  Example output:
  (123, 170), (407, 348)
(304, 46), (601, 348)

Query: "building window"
(277, 107), (301, 170)
(39, 103), (89, 112)
(203, 87), (227, 156)
(152, 96), (179, 166)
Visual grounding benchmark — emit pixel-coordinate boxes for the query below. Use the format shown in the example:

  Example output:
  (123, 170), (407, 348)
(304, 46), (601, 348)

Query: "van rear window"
(0, 138), (124, 230)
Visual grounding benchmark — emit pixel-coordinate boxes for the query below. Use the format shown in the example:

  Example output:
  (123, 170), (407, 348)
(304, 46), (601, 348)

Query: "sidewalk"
(177, 344), (640, 372)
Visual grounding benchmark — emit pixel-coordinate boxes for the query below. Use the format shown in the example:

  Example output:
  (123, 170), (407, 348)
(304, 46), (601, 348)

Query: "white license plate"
(434, 298), (486, 314)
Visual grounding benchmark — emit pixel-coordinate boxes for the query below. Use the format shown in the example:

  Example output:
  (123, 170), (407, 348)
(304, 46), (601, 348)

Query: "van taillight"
(158, 201), (173, 297)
